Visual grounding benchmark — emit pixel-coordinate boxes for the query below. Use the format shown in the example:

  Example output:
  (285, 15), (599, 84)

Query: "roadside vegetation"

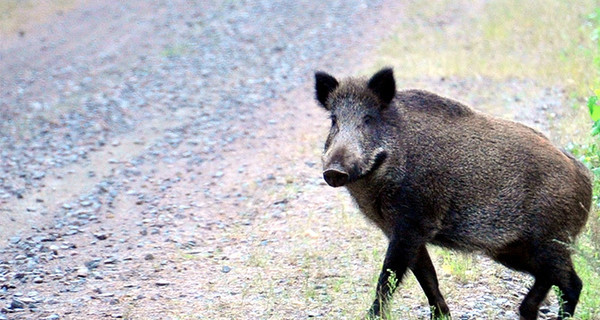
(375, 0), (600, 318)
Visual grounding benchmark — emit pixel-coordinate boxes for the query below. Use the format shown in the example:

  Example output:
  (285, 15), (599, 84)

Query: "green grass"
(574, 253), (600, 319)
(161, 43), (191, 58)
(437, 250), (478, 285)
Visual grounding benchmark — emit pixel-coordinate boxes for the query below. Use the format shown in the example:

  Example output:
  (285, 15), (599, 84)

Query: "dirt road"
(0, 1), (569, 319)
(0, 0), (408, 319)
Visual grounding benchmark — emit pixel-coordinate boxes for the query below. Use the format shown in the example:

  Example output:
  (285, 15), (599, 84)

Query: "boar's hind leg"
(496, 244), (582, 320)
(411, 245), (450, 319)
(520, 261), (581, 320)
(556, 268), (582, 320)
(518, 279), (552, 320)
(493, 247), (550, 320)
(546, 255), (582, 320)
(531, 245), (582, 320)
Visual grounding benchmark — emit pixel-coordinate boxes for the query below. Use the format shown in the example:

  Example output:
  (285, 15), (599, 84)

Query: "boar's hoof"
(323, 169), (349, 187)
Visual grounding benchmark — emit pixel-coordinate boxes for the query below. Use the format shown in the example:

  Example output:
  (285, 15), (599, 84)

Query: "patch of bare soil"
(0, 0), (571, 319)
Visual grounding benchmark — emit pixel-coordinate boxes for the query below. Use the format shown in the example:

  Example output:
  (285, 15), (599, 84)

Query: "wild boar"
(314, 67), (592, 320)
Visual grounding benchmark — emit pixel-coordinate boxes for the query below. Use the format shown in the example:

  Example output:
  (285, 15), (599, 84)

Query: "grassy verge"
(374, 0), (600, 318)
(375, 0), (596, 93)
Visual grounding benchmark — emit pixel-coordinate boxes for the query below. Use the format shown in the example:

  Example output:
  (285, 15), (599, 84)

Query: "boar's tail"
(561, 148), (593, 228)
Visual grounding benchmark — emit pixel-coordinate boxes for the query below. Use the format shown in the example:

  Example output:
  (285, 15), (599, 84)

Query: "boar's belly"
(430, 208), (524, 252)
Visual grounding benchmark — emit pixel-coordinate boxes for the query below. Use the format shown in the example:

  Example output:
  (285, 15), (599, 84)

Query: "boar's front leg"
(368, 230), (424, 319)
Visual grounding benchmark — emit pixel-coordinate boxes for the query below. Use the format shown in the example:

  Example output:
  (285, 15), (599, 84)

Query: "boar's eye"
(363, 114), (374, 125)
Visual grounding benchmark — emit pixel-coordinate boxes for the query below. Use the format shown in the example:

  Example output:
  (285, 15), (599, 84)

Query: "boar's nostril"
(323, 169), (349, 187)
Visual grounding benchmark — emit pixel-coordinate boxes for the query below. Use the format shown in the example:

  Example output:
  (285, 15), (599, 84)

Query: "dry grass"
(375, 0), (596, 94)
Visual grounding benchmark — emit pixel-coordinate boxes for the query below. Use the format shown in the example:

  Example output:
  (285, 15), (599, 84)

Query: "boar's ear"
(368, 68), (396, 105)
(315, 71), (339, 110)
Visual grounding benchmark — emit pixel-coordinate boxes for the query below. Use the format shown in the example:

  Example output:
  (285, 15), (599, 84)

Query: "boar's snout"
(323, 168), (349, 188)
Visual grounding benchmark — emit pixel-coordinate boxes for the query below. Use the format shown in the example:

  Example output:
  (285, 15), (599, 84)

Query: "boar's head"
(315, 68), (396, 187)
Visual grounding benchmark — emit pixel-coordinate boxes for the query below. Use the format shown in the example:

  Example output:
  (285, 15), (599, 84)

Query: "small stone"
(33, 277), (44, 283)
(10, 298), (25, 309)
(222, 266), (231, 273)
(27, 291), (39, 297)
(45, 315), (60, 320)
(9, 236), (21, 244)
(155, 279), (170, 286)
(85, 259), (102, 270)
(76, 267), (89, 278)
(307, 310), (321, 317)
(144, 253), (154, 261)
(19, 297), (35, 304)
(93, 232), (108, 240)
(32, 171), (45, 180)
(99, 292), (115, 298)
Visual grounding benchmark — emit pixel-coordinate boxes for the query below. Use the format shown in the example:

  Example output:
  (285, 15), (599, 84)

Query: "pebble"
(93, 232), (109, 240)
(222, 266), (231, 273)
(85, 259), (101, 270)
(155, 280), (170, 286)
(76, 267), (89, 278)
(10, 298), (26, 309)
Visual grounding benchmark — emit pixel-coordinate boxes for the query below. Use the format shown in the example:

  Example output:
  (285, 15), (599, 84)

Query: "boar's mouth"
(362, 150), (387, 178)
(323, 150), (387, 188)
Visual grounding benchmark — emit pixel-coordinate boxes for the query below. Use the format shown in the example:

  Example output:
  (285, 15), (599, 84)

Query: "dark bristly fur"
(314, 68), (592, 320)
